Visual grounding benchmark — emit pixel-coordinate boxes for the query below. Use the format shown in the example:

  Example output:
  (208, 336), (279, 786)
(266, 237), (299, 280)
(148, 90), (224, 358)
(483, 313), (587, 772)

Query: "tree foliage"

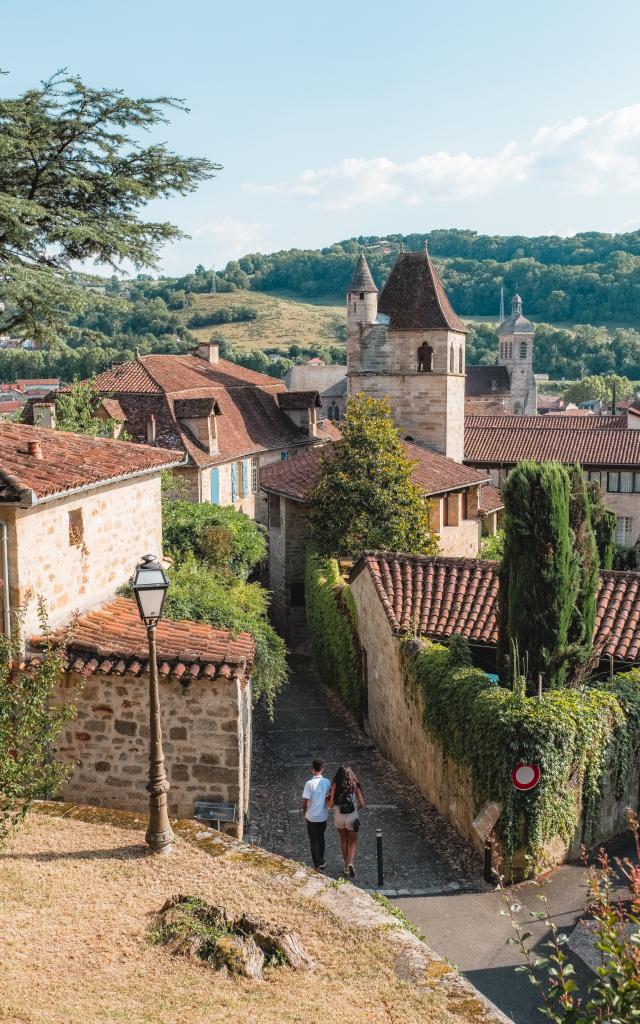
(305, 550), (362, 713)
(309, 394), (438, 560)
(0, 71), (218, 345)
(0, 606), (75, 843)
(54, 377), (119, 436)
(563, 374), (634, 406)
(162, 500), (267, 581)
(498, 462), (599, 690)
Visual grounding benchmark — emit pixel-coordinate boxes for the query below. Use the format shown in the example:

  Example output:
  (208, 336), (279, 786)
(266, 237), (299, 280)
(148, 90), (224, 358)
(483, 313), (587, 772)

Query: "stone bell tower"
(498, 293), (537, 415)
(346, 248), (467, 462)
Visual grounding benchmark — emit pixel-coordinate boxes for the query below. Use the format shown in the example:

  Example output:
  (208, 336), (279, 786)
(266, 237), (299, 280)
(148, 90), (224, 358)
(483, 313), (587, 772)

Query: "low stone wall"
(55, 668), (251, 837)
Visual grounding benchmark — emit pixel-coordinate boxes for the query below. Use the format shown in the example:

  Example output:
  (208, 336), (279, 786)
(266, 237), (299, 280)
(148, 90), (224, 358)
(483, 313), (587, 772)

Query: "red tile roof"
(0, 422), (184, 503)
(466, 414), (627, 430)
(30, 597), (254, 682)
(465, 417), (640, 468)
(277, 391), (321, 410)
(92, 353), (283, 395)
(354, 553), (640, 664)
(260, 441), (488, 502)
(478, 485), (504, 515)
(378, 252), (468, 334)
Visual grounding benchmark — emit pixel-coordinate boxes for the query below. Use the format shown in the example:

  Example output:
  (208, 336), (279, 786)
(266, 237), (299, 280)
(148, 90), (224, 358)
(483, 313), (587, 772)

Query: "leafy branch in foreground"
(0, 70), (219, 344)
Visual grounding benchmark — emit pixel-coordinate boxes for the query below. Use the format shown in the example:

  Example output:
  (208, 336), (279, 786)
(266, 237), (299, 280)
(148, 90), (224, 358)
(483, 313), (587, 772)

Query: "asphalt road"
(394, 833), (637, 1024)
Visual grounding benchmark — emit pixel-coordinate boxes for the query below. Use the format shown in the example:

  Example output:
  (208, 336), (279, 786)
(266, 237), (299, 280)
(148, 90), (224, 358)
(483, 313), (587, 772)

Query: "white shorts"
(333, 807), (359, 831)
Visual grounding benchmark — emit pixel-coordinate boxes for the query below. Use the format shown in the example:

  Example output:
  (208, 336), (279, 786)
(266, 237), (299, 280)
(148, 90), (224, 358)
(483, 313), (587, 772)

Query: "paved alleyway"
(250, 653), (484, 893)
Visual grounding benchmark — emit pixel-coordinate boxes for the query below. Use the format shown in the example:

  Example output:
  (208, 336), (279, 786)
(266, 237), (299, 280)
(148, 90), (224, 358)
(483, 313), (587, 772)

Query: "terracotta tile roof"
(316, 419), (343, 441)
(260, 441), (488, 502)
(378, 252), (468, 334)
(465, 416), (640, 468)
(92, 353), (284, 395)
(478, 485), (504, 515)
(99, 398), (127, 421)
(354, 553), (640, 664)
(0, 422), (184, 503)
(277, 391), (322, 410)
(465, 366), (511, 397)
(466, 414), (626, 430)
(30, 597), (254, 681)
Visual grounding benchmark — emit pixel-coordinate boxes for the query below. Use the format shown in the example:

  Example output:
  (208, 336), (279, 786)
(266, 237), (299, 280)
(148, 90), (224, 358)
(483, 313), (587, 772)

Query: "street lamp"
(131, 553), (174, 855)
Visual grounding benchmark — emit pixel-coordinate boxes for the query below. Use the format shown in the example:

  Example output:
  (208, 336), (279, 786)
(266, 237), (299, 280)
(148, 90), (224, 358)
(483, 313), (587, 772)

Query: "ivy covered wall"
(304, 550), (362, 714)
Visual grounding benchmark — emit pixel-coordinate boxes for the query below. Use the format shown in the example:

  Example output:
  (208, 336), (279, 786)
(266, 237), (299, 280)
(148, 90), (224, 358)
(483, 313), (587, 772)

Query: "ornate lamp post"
(131, 554), (174, 855)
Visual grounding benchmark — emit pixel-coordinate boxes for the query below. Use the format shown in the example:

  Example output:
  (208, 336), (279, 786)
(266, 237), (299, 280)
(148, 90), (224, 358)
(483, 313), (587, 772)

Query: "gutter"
(0, 520), (10, 635)
(11, 456), (187, 509)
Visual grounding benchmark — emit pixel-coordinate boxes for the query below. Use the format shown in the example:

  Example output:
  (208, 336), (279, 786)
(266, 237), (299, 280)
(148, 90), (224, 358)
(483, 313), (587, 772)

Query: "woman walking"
(328, 765), (365, 878)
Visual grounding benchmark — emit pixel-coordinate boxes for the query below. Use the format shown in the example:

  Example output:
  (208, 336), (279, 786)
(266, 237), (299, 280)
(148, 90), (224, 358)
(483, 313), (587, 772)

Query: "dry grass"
(0, 810), (487, 1024)
(179, 291), (345, 352)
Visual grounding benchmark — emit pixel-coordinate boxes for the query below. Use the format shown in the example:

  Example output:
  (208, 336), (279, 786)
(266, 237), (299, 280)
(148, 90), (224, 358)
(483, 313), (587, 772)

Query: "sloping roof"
(0, 422), (183, 503)
(353, 552), (640, 663)
(464, 417), (640, 467)
(466, 414), (627, 430)
(260, 440), (488, 502)
(378, 252), (468, 333)
(98, 398), (127, 422)
(478, 485), (504, 515)
(323, 377), (348, 397)
(349, 254), (378, 293)
(498, 313), (534, 336)
(34, 353), (317, 469)
(30, 596), (254, 682)
(277, 391), (321, 410)
(465, 366), (511, 397)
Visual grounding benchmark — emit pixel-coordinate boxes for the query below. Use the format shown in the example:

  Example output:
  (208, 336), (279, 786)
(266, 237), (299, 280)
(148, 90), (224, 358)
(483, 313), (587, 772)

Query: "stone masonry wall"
(268, 496), (310, 643)
(0, 474), (163, 641)
(351, 569), (483, 855)
(55, 669), (250, 837)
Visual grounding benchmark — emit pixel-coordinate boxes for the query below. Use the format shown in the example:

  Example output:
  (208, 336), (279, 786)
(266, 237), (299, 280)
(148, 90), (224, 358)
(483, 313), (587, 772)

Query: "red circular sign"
(511, 763), (541, 791)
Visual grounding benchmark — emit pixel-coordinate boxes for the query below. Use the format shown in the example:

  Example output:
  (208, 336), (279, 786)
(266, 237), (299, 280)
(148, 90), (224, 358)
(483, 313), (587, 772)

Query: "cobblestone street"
(250, 652), (484, 894)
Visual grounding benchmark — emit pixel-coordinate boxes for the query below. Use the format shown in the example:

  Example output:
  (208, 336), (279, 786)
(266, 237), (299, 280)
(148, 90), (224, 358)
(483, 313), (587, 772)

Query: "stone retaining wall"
(55, 668), (251, 836)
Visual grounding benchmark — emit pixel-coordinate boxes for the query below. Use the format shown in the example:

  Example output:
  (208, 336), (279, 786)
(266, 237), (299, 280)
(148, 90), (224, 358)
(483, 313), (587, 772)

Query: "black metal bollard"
(376, 828), (384, 887)
(484, 833), (493, 884)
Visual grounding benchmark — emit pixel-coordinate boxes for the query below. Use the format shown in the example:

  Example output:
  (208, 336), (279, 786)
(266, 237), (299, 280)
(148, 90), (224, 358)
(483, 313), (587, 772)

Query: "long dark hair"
(332, 764), (358, 795)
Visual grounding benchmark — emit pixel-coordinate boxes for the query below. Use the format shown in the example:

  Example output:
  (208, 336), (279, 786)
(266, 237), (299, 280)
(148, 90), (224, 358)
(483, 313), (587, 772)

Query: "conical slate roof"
(348, 254), (378, 293)
(377, 251), (468, 333)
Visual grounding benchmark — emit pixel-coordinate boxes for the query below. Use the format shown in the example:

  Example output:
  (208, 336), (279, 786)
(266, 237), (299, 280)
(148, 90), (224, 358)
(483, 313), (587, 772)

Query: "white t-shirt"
(302, 775), (331, 822)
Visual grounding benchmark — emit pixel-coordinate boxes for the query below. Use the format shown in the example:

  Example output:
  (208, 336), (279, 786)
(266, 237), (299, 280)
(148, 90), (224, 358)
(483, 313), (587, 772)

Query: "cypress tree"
(498, 462), (580, 690)
(566, 466), (599, 685)
(588, 480), (616, 570)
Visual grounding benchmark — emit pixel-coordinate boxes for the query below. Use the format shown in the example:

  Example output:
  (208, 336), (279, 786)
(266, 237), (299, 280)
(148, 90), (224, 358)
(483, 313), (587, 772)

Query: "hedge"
(304, 549), (362, 712)
(406, 638), (640, 871)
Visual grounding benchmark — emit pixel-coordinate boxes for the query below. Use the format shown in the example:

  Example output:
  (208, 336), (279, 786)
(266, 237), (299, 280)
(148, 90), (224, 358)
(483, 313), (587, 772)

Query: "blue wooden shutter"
(281, 450), (288, 460)
(210, 468), (219, 504)
(231, 462), (238, 501)
(242, 459), (250, 495)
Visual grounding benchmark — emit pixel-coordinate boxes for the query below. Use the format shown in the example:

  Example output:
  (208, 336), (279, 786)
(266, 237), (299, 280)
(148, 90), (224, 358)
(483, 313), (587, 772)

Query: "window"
(590, 471), (602, 488)
(461, 490), (468, 519)
(635, 472), (640, 493)
(458, 346), (463, 373)
(231, 462), (238, 502)
(328, 401), (338, 421)
(210, 468), (220, 504)
(520, 341), (527, 359)
(290, 580), (306, 607)
(359, 292), (364, 300)
(269, 492), (281, 528)
(68, 509), (84, 548)
(281, 451), (288, 460)
(621, 471), (633, 493)
(442, 497), (449, 527)
(241, 459), (249, 497)
(251, 458), (258, 493)
(449, 346), (454, 372)
(608, 472), (619, 493)
(616, 516), (633, 546)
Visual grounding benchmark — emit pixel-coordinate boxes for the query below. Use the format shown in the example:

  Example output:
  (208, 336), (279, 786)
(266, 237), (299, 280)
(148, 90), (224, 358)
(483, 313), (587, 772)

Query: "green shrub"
(304, 550), (361, 712)
(162, 500), (266, 580)
(406, 637), (639, 870)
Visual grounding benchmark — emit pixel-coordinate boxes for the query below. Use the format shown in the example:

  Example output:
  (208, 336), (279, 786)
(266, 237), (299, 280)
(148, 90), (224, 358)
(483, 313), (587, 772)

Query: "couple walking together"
(302, 759), (365, 877)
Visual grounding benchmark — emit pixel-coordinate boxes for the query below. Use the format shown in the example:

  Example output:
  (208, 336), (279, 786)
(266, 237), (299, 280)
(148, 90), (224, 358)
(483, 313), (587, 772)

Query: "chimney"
(196, 341), (219, 364)
(27, 440), (43, 460)
(32, 402), (56, 430)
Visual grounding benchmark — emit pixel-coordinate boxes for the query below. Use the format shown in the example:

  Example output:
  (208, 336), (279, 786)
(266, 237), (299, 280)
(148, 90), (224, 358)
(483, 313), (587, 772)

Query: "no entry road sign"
(511, 763), (541, 791)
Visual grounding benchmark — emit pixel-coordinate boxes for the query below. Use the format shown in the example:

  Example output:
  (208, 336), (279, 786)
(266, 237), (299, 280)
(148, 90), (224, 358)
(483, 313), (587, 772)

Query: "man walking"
(301, 759), (330, 871)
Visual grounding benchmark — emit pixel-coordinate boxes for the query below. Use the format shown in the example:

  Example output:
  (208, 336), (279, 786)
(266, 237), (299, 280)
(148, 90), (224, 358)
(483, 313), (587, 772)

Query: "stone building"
(37, 597), (254, 833)
(465, 293), (537, 416)
(259, 442), (493, 642)
(348, 551), (640, 860)
(464, 411), (640, 547)
(346, 251), (467, 462)
(0, 421), (183, 640)
(25, 342), (321, 524)
(284, 362), (347, 422)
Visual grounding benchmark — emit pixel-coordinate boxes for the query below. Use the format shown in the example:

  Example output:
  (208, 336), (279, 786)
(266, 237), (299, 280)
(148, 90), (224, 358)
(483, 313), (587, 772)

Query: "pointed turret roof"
(377, 251), (468, 333)
(348, 254), (378, 293)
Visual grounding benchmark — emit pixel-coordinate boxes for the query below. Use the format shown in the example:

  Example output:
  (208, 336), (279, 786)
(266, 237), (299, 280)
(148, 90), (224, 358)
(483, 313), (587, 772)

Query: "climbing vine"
(304, 549), (362, 713)
(405, 637), (640, 872)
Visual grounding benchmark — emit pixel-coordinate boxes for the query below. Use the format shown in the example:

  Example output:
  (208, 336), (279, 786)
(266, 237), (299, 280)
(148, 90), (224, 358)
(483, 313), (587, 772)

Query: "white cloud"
(192, 218), (271, 262)
(244, 103), (640, 210)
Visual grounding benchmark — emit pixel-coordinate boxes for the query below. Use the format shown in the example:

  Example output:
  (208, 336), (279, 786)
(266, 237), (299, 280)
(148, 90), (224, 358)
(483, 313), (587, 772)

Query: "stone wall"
(351, 569), (483, 855)
(198, 448), (306, 525)
(0, 474), (163, 641)
(267, 495), (310, 644)
(55, 668), (251, 837)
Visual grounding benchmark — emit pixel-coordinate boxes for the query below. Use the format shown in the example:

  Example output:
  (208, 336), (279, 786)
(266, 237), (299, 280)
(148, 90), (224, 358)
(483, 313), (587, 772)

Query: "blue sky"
(4, 0), (640, 274)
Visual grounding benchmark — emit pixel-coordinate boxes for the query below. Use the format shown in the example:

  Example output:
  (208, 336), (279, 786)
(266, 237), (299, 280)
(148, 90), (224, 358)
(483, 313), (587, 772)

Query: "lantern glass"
(131, 554), (169, 625)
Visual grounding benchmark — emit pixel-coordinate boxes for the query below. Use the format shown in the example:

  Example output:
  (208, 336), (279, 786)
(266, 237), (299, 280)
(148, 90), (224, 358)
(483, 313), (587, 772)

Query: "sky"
(3, 0), (640, 275)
